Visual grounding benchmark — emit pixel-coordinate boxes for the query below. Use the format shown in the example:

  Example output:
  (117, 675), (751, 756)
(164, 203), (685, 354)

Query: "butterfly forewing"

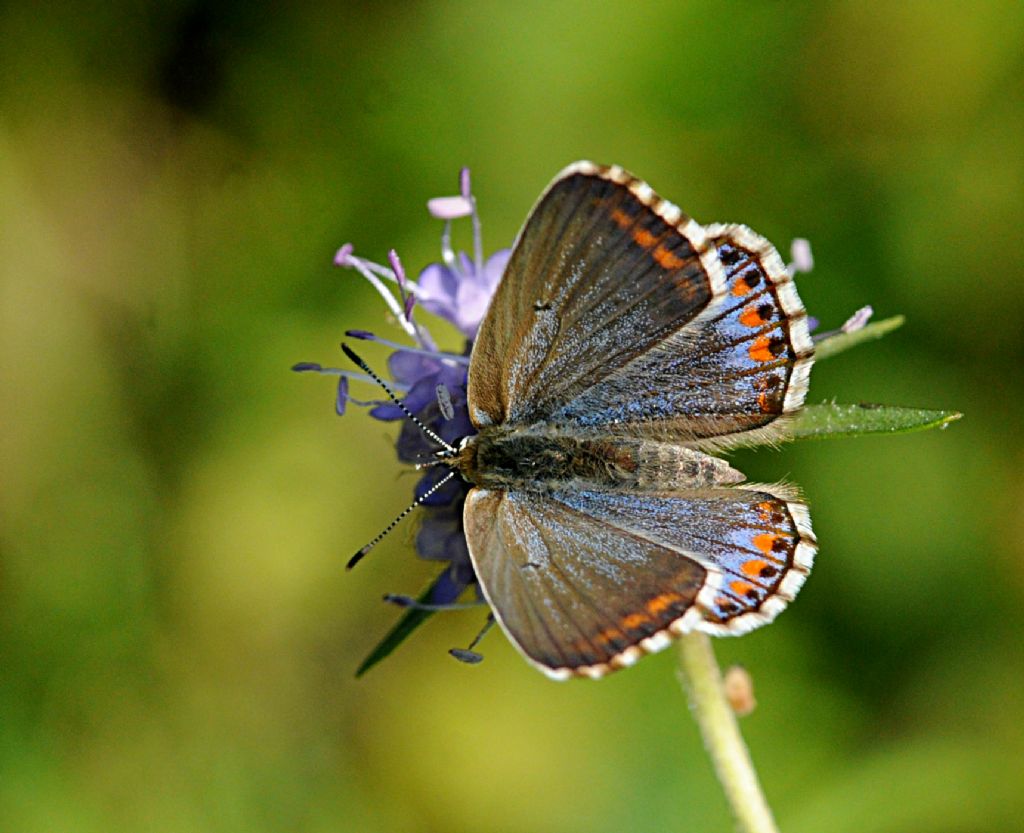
(468, 162), (726, 429)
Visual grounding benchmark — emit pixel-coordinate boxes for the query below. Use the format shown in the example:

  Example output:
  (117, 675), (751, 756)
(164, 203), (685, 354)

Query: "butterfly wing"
(464, 484), (816, 679)
(551, 224), (815, 448)
(468, 161), (728, 429)
(468, 164), (814, 446)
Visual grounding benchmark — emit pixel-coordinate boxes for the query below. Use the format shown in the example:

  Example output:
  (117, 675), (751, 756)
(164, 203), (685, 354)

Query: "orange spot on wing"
(754, 501), (788, 527)
(646, 591), (685, 615)
(621, 612), (652, 630)
(595, 627), (625, 647)
(732, 276), (753, 296)
(752, 534), (778, 554)
(749, 335), (774, 362)
(653, 244), (686, 270)
(633, 228), (658, 248)
(610, 208), (632, 228)
(739, 306), (765, 327)
(742, 559), (769, 577)
(730, 580), (757, 598)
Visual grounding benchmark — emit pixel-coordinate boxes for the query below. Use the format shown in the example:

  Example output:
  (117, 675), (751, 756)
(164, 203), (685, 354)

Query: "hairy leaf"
(789, 402), (962, 441)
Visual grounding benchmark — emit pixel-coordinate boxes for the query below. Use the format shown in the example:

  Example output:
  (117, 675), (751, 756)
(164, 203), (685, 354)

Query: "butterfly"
(432, 162), (816, 680)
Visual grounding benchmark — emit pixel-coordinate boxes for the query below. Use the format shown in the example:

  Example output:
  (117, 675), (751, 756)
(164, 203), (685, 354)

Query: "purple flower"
(418, 250), (510, 339)
(293, 167), (509, 607)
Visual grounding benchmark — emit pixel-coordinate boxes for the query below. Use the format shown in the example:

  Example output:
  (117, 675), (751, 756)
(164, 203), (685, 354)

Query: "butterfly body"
(443, 162), (817, 679)
(454, 429), (744, 492)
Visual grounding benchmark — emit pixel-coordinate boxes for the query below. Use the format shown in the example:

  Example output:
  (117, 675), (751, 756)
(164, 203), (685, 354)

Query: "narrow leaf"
(355, 574), (444, 678)
(789, 402), (962, 441)
(814, 315), (905, 361)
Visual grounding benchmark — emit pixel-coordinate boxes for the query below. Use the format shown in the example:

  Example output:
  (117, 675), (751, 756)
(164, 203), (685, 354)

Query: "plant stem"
(677, 632), (779, 833)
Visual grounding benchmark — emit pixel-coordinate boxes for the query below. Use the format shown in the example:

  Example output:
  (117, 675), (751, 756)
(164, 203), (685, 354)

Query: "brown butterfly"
(441, 162), (817, 679)
(347, 162), (818, 679)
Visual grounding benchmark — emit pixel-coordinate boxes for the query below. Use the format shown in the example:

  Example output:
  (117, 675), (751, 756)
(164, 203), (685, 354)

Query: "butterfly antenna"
(341, 343), (456, 454)
(449, 613), (496, 665)
(347, 470), (457, 570)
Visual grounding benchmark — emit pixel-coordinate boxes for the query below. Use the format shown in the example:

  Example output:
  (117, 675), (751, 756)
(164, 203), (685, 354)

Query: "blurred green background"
(3, 2), (1023, 831)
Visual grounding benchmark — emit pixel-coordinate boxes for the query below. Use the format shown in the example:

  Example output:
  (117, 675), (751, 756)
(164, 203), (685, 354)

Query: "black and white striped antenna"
(341, 343), (456, 454)
(341, 343), (460, 569)
(346, 471), (456, 569)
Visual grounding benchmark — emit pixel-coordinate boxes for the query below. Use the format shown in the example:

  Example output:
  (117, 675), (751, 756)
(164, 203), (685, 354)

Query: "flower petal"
(427, 195), (474, 219)
(388, 350), (439, 386)
(417, 263), (460, 321)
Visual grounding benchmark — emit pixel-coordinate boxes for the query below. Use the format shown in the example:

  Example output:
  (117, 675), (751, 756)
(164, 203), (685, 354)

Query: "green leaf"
(814, 315), (905, 361)
(788, 402), (962, 441)
(355, 573), (445, 678)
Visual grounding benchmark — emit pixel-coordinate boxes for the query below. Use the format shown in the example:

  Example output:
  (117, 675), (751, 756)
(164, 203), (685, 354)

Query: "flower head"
(293, 168), (510, 605)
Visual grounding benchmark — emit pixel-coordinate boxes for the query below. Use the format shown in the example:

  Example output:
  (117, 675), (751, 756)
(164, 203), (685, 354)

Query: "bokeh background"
(3, 2), (1023, 831)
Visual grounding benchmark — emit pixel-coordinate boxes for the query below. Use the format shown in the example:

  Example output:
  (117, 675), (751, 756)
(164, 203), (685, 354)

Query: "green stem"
(677, 632), (779, 833)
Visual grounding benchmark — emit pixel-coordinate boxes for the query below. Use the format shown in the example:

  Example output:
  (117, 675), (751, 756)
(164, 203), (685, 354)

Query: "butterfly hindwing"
(463, 484), (816, 679)
(464, 487), (706, 679)
(545, 484), (817, 636)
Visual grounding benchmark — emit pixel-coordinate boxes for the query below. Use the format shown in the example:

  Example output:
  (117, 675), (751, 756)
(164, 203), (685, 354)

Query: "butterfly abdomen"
(456, 429), (743, 492)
